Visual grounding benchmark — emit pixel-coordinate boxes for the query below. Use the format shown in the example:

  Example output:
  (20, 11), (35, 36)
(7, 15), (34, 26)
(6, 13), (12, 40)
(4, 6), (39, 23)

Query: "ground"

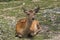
(0, 0), (60, 40)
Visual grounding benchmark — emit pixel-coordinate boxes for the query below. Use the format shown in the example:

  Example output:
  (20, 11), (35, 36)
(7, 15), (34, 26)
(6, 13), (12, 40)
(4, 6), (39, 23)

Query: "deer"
(15, 6), (42, 38)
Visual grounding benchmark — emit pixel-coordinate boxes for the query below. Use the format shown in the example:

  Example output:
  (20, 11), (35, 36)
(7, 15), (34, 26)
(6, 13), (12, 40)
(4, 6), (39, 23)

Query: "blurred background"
(0, 0), (60, 40)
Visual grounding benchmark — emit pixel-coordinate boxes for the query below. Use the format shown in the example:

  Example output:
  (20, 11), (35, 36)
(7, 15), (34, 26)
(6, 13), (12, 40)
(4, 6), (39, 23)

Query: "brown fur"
(15, 6), (42, 37)
(16, 18), (42, 37)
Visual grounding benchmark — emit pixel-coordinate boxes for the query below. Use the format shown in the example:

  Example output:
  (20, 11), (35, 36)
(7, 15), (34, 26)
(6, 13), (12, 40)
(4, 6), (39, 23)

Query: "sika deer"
(15, 6), (42, 38)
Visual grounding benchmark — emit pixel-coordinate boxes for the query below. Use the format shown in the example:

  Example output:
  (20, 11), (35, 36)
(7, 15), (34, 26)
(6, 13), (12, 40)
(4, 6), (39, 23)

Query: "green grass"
(0, 0), (60, 40)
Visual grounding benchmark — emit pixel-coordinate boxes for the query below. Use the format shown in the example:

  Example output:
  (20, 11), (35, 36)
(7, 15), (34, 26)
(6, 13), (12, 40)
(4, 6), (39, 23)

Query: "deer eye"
(27, 14), (30, 15)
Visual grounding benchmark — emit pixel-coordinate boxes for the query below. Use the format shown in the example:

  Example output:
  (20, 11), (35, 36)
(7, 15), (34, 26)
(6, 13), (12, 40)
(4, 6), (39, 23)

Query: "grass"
(0, 0), (60, 40)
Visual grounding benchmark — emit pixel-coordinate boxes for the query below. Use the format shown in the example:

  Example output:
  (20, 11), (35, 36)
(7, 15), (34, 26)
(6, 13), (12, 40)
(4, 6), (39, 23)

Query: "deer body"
(15, 6), (42, 38)
(30, 20), (41, 34)
(16, 18), (27, 36)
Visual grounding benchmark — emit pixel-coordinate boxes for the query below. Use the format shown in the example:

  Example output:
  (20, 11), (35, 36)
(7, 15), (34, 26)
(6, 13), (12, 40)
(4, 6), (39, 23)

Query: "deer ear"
(34, 6), (40, 13)
(22, 7), (27, 13)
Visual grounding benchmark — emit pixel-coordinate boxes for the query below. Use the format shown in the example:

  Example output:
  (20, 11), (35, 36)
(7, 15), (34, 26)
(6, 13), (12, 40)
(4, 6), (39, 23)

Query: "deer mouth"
(32, 18), (34, 20)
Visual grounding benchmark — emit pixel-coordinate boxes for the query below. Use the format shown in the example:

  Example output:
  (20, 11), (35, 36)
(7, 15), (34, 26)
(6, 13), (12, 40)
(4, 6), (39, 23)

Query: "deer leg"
(35, 28), (41, 34)
(36, 24), (42, 34)
(31, 25), (42, 36)
(15, 33), (23, 38)
(30, 29), (41, 36)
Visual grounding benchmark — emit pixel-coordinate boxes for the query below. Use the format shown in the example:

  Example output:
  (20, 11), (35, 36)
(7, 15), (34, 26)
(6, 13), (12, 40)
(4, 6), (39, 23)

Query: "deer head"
(22, 6), (40, 21)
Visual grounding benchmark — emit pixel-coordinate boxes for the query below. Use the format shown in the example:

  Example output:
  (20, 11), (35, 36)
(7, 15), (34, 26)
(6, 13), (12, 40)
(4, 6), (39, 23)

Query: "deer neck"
(27, 17), (33, 26)
(23, 17), (34, 37)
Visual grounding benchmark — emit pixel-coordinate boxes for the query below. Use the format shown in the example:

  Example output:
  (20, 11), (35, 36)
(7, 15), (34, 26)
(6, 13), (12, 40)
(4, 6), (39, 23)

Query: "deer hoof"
(18, 34), (22, 38)
(15, 34), (22, 38)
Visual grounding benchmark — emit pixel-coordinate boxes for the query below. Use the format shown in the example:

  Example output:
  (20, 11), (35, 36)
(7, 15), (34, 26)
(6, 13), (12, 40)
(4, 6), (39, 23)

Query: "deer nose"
(32, 18), (34, 20)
